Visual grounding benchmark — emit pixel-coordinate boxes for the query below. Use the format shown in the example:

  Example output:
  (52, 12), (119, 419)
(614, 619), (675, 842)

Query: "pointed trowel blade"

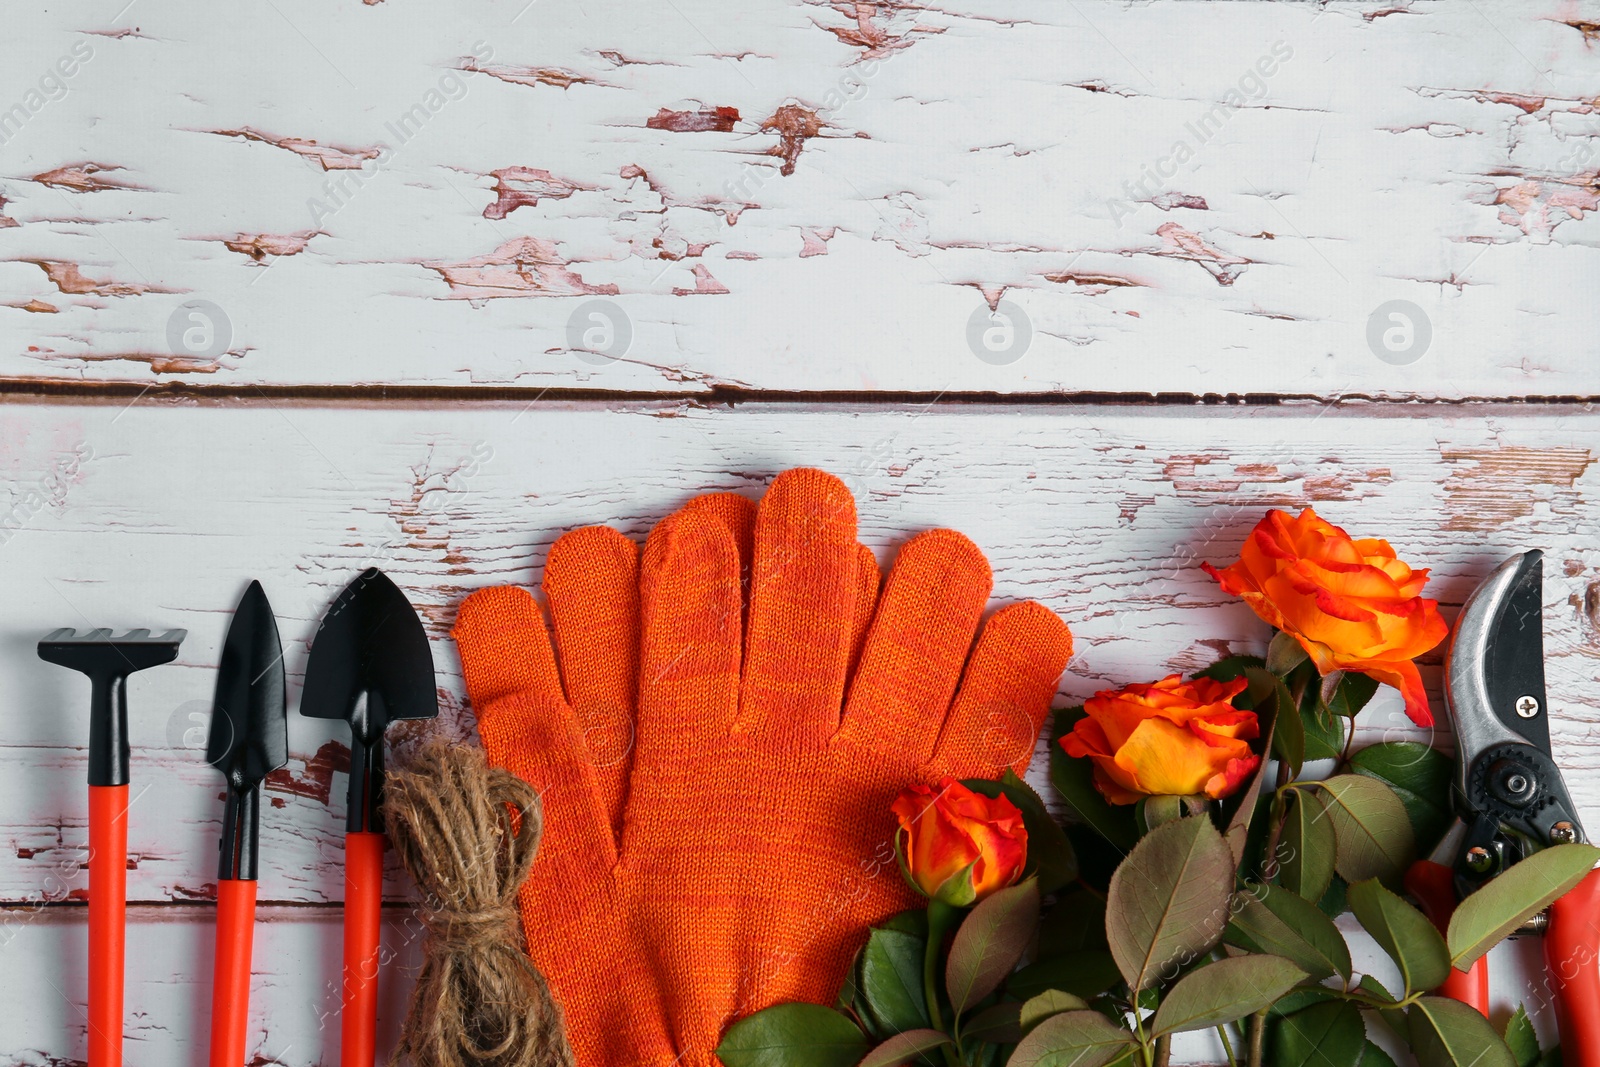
(208, 580), (288, 789)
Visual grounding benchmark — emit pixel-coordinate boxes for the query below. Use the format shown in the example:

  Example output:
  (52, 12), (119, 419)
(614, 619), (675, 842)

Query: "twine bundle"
(384, 738), (574, 1067)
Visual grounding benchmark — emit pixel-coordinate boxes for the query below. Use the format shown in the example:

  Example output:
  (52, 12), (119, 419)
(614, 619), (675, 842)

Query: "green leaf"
(858, 928), (928, 1036)
(1226, 881), (1351, 981)
(857, 1029), (953, 1067)
(1247, 668), (1303, 775)
(1325, 671), (1381, 718)
(947, 878), (1040, 1016)
(1503, 1005), (1540, 1067)
(1448, 844), (1600, 968)
(1300, 697), (1346, 763)
(1267, 631), (1311, 675)
(1223, 726), (1277, 873)
(964, 1002), (1026, 1045)
(1105, 815), (1235, 991)
(1357, 975), (1409, 1040)
(1267, 985), (1340, 1018)
(1317, 876), (1348, 918)
(965, 772), (1078, 894)
(1271, 1000), (1366, 1067)
(837, 946), (862, 1014)
(1349, 742), (1454, 851)
(1007, 1011), (1135, 1067)
(1038, 889), (1107, 956)
(1050, 708), (1139, 852)
(1008, 951), (1122, 1001)
(1360, 1042), (1401, 1067)
(879, 909), (930, 938)
(1408, 996), (1516, 1067)
(1150, 955), (1307, 1036)
(1348, 878), (1450, 995)
(715, 1003), (869, 1067)
(1020, 990), (1089, 1029)
(1280, 787), (1336, 902)
(1195, 655), (1265, 685)
(1318, 775), (1415, 886)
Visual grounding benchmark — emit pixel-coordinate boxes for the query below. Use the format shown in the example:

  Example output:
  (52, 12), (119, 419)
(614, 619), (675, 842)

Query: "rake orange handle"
(1404, 860), (1489, 1013)
(88, 784), (128, 1067)
(1546, 866), (1600, 1065)
(341, 830), (385, 1067)
(210, 878), (257, 1067)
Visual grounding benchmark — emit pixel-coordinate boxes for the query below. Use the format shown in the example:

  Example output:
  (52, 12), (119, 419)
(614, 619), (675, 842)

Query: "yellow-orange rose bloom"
(1202, 507), (1447, 727)
(1061, 675), (1259, 805)
(891, 777), (1028, 906)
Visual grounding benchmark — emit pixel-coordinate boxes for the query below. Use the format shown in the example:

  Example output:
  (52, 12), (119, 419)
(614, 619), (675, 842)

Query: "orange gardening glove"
(453, 469), (1072, 1067)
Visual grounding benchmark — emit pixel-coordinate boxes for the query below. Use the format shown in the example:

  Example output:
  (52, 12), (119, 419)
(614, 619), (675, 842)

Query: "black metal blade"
(1444, 549), (1584, 886)
(301, 568), (437, 832)
(208, 580), (287, 881)
(208, 580), (288, 786)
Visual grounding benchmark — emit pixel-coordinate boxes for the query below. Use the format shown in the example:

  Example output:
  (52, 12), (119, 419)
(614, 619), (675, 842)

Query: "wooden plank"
(0, 398), (1593, 1064)
(1, 2), (1598, 396)
(0, 904), (421, 1067)
(1, 399), (1597, 905)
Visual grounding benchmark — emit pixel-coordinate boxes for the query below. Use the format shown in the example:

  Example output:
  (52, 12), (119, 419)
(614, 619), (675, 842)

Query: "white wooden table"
(2, 2), (1597, 1063)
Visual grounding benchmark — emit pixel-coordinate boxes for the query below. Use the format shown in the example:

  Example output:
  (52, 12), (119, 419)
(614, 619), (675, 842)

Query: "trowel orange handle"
(1547, 866), (1600, 1066)
(1405, 859), (1489, 1013)
(340, 830), (385, 1067)
(88, 784), (128, 1067)
(210, 878), (257, 1067)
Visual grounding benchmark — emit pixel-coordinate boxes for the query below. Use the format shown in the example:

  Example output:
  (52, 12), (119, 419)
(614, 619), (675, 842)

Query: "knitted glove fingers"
(931, 600), (1073, 779)
(542, 525), (640, 838)
(636, 507), (743, 757)
(455, 587), (621, 886)
(737, 469), (862, 750)
(836, 529), (993, 762)
(677, 491), (757, 575)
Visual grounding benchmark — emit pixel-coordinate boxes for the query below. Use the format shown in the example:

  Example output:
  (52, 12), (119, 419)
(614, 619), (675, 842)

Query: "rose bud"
(1202, 507), (1448, 727)
(891, 777), (1028, 907)
(1060, 675), (1259, 805)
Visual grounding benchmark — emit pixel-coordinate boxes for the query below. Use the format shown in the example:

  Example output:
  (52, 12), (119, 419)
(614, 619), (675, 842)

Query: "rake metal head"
(38, 626), (186, 786)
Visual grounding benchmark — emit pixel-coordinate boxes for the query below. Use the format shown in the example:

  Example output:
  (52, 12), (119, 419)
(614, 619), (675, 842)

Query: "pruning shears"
(1405, 550), (1600, 1056)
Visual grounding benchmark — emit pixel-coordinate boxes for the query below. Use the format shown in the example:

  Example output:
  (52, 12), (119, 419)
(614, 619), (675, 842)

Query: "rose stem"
(923, 899), (961, 1067)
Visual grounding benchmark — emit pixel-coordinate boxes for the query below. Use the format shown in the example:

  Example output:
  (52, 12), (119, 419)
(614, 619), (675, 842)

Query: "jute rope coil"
(384, 738), (574, 1067)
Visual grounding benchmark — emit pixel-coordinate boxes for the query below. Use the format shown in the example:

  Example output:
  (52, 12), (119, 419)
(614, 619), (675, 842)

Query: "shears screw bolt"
(1506, 774), (1530, 795)
(1516, 695), (1540, 719)
(1552, 822), (1579, 844)
(1466, 846), (1494, 872)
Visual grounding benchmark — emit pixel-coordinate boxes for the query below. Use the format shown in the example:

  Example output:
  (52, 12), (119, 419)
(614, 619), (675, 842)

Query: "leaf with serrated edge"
(1105, 816), (1235, 991)
(1348, 878), (1450, 995)
(1408, 996), (1516, 1067)
(1281, 788), (1336, 902)
(1226, 882), (1351, 981)
(1020, 990), (1089, 1030)
(1267, 631), (1311, 675)
(947, 878), (1039, 1016)
(1151, 955), (1307, 1036)
(1271, 1000), (1366, 1067)
(858, 928), (928, 1035)
(857, 1029), (952, 1067)
(1319, 775), (1414, 885)
(1247, 668), (1303, 775)
(1448, 844), (1600, 968)
(714, 1004), (868, 1067)
(1503, 1005), (1539, 1067)
(1359, 1041), (1401, 1067)
(1007, 1011), (1135, 1067)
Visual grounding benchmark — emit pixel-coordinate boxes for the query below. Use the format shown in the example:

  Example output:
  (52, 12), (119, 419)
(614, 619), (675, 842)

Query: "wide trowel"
(206, 581), (288, 1067)
(301, 568), (438, 1067)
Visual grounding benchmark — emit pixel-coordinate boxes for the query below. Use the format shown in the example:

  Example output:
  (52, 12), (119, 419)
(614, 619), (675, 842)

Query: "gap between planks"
(1, 379), (1599, 411)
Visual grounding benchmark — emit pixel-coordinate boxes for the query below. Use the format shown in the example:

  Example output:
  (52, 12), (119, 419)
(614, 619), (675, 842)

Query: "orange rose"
(891, 777), (1028, 906)
(1060, 675), (1259, 805)
(1201, 507), (1447, 727)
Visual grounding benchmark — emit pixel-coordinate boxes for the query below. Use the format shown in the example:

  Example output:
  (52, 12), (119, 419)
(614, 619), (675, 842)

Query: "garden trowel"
(206, 580), (287, 1067)
(301, 568), (437, 1067)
